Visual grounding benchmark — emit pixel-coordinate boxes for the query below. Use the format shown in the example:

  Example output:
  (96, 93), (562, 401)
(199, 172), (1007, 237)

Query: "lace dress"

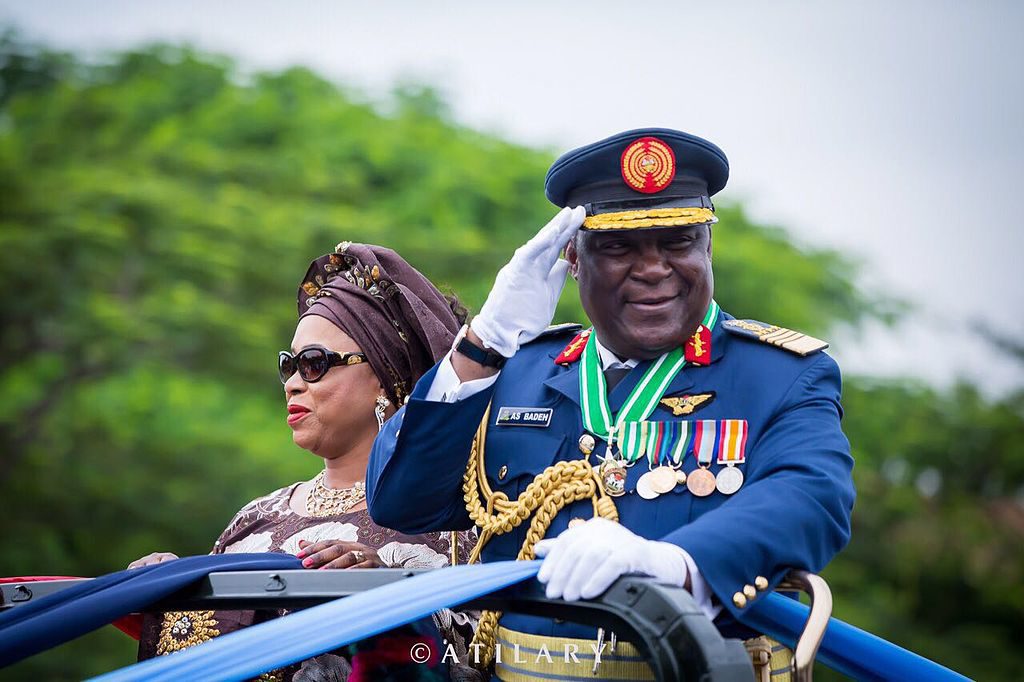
(138, 482), (481, 681)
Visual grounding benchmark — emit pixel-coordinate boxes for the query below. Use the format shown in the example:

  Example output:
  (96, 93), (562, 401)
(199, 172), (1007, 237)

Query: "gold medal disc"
(601, 463), (627, 497)
(686, 467), (717, 497)
(649, 466), (678, 494)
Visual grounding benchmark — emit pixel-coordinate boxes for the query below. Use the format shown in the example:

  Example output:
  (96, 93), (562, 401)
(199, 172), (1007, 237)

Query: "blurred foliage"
(0, 34), (1021, 681)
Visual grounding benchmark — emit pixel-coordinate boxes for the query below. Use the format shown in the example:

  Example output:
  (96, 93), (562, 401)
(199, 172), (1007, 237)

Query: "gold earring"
(374, 395), (390, 432)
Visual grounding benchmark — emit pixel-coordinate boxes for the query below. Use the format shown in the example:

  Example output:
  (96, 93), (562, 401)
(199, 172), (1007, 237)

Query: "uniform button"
(498, 465), (508, 480)
(743, 584), (757, 600)
(578, 434), (596, 455)
(755, 576), (769, 591)
(733, 592), (747, 608)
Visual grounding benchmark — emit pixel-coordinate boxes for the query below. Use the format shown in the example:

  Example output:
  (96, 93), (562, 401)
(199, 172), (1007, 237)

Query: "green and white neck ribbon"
(580, 300), (720, 464)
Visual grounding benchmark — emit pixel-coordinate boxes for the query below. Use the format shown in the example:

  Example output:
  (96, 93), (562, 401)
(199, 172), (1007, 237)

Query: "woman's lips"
(287, 405), (311, 426)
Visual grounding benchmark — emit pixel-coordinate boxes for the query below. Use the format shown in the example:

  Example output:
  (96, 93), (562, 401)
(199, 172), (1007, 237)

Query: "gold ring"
(353, 550), (365, 563)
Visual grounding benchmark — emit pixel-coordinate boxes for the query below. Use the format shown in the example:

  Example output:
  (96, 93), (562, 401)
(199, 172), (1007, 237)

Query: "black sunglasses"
(278, 346), (367, 384)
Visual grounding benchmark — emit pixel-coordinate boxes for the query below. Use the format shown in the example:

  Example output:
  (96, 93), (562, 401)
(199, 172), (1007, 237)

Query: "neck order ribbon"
(579, 300), (720, 460)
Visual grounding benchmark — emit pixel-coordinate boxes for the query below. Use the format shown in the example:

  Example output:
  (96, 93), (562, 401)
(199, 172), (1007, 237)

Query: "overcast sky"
(3, 0), (1022, 393)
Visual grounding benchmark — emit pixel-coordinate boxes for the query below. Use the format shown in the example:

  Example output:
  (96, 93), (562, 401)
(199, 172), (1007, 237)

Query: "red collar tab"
(684, 324), (712, 366)
(555, 329), (592, 365)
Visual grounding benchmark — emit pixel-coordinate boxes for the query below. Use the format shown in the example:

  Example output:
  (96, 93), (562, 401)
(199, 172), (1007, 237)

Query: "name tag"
(495, 406), (553, 428)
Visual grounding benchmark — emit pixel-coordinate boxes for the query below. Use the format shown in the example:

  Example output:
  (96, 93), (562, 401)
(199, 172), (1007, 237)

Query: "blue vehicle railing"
(1, 560), (970, 681)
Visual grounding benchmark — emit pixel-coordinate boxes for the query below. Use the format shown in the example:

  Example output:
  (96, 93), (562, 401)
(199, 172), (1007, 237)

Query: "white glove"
(534, 518), (689, 601)
(471, 206), (586, 358)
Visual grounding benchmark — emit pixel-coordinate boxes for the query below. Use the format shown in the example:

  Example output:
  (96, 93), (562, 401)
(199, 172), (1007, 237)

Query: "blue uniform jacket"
(368, 311), (855, 640)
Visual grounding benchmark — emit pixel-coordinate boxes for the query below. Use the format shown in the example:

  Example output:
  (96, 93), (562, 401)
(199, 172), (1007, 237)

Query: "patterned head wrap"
(297, 241), (463, 404)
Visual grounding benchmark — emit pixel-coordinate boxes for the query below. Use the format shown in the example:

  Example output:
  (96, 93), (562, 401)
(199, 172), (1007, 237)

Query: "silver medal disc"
(715, 466), (744, 495)
(636, 471), (660, 499)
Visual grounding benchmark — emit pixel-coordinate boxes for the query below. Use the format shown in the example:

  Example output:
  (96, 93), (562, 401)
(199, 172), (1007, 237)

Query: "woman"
(130, 242), (478, 681)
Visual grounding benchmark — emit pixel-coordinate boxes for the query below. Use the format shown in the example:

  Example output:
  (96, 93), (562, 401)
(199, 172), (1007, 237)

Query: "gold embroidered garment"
(138, 482), (478, 681)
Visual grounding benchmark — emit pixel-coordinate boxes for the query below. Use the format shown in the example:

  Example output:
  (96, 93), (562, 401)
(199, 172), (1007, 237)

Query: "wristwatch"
(454, 324), (508, 369)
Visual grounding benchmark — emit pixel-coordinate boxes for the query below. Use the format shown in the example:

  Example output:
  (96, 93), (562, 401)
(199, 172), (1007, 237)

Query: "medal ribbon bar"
(716, 419), (748, 464)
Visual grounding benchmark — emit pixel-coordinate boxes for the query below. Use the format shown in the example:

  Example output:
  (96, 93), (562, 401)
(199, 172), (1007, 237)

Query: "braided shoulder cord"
(462, 405), (619, 670)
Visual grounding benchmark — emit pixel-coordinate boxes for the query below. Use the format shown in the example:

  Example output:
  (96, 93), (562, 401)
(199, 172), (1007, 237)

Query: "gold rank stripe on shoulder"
(544, 322), (583, 334)
(723, 319), (829, 356)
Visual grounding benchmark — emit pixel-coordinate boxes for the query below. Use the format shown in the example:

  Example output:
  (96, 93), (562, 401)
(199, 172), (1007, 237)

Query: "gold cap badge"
(621, 136), (676, 193)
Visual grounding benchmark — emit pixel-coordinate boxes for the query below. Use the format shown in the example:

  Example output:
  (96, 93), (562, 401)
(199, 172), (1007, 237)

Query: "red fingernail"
(302, 558), (313, 567)
(296, 551), (306, 558)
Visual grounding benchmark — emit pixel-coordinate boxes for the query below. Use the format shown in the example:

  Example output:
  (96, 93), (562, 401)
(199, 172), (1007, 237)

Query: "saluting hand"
(471, 206), (586, 358)
(296, 539), (384, 569)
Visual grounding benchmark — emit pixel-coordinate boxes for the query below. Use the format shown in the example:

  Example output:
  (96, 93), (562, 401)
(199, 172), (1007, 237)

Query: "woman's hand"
(126, 552), (179, 569)
(296, 539), (384, 569)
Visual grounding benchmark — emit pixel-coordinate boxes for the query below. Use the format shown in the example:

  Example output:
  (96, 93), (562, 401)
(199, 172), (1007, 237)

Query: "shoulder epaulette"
(723, 319), (828, 356)
(537, 322), (584, 339)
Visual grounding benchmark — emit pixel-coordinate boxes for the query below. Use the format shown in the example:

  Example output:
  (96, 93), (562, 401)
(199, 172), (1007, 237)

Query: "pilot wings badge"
(659, 393), (715, 416)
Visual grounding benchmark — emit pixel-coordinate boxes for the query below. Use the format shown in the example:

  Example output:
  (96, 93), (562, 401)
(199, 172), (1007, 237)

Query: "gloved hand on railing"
(535, 518), (688, 601)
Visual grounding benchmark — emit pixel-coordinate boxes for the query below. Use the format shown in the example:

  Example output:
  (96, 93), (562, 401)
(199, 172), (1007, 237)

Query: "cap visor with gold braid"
(544, 128), (729, 231)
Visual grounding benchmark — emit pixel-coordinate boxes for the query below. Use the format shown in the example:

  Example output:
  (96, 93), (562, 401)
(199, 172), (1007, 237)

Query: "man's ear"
(565, 235), (580, 279)
(706, 226), (713, 258)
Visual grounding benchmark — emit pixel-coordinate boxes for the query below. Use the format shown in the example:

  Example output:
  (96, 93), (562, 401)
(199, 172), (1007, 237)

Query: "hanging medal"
(715, 419), (748, 495)
(647, 422), (681, 495)
(671, 421), (694, 487)
(616, 422), (653, 498)
(631, 421), (693, 498)
(599, 426), (629, 498)
(634, 422), (663, 499)
(686, 419), (718, 497)
(601, 462), (628, 497)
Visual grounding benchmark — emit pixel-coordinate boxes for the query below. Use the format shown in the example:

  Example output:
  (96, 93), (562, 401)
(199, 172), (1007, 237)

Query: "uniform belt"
(493, 626), (793, 682)
(494, 626), (652, 681)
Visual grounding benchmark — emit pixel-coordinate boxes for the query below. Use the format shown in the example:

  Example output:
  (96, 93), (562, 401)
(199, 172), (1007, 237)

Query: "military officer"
(367, 128), (855, 680)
